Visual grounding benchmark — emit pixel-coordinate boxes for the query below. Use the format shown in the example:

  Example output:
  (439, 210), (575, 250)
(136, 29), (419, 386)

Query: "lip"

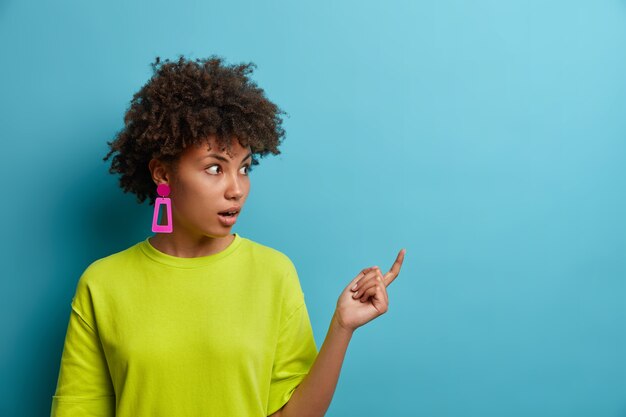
(218, 206), (241, 215)
(217, 212), (238, 227)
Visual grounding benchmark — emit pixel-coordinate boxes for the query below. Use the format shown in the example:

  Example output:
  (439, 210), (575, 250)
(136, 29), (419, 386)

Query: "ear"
(148, 158), (171, 185)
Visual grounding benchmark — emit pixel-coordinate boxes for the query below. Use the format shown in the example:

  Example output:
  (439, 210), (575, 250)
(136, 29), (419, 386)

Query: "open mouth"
(219, 211), (239, 217)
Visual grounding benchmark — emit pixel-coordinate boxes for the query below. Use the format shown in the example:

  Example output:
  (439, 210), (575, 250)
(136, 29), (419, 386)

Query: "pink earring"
(152, 183), (173, 233)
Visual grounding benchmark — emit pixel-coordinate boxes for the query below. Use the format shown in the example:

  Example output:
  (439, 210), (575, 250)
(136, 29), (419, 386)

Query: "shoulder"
(241, 237), (304, 302)
(76, 241), (143, 289)
(70, 240), (142, 321)
(243, 238), (306, 314)
(241, 236), (297, 275)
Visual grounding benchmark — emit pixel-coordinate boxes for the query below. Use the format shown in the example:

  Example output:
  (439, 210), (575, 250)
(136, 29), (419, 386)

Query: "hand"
(334, 248), (406, 332)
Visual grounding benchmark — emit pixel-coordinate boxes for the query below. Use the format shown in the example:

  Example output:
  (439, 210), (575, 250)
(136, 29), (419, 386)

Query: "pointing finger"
(383, 248), (406, 286)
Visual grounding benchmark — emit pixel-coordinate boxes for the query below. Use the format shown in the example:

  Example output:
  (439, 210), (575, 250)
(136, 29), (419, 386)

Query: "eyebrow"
(202, 151), (252, 164)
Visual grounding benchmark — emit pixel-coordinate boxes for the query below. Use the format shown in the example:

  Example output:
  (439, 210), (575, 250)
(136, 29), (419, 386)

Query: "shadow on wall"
(0, 1), (9, 17)
(35, 136), (147, 417)
(57, 160), (149, 261)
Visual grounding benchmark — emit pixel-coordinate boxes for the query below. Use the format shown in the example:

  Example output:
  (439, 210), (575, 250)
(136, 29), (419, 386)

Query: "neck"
(149, 212), (235, 258)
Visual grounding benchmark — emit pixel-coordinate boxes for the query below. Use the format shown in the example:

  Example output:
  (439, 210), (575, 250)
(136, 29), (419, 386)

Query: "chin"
(203, 230), (232, 238)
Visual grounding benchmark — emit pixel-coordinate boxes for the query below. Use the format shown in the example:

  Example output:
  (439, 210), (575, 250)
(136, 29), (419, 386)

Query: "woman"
(50, 55), (406, 417)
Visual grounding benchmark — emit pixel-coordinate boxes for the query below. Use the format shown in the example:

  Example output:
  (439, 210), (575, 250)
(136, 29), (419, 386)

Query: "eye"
(206, 165), (220, 175)
(205, 164), (252, 175)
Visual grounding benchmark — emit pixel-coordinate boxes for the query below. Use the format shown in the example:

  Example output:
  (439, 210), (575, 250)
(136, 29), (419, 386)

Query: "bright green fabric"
(51, 233), (318, 417)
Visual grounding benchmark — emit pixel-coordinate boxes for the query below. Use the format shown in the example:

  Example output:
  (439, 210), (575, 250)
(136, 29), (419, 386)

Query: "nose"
(225, 171), (245, 201)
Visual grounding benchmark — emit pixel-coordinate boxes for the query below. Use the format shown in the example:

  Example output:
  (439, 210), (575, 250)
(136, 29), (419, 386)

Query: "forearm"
(280, 310), (354, 417)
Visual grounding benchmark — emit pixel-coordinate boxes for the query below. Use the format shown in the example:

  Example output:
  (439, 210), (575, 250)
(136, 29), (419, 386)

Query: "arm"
(271, 311), (353, 417)
(272, 249), (406, 417)
(51, 305), (115, 417)
(51, 268), (116, 417)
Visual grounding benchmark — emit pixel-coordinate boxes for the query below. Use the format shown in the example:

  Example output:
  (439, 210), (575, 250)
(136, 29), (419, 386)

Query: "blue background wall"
(1, 0), (625, 416)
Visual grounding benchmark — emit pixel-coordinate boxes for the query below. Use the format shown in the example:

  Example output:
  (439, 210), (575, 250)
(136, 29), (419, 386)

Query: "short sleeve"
(50, 273), (115, 416)
(266, 300), (319, 416)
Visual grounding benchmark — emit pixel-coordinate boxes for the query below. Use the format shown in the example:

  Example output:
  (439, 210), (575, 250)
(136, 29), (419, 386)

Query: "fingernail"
(351, 284), (358, 291)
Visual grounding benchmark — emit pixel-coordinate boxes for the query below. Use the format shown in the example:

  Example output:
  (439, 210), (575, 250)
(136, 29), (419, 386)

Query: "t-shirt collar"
(139, 233), (243, 268)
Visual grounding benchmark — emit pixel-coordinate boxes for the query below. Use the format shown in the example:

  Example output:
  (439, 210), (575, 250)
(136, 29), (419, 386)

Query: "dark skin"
(147, 133), (406, 417)
(337, 249), (406, 330)
(148, 132), (406, 325)
(147, 135), (252, 258)
(275, 249), (406, 417)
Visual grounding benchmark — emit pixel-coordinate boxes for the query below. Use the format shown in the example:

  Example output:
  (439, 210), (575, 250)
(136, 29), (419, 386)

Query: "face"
(150, 136), (252, 239)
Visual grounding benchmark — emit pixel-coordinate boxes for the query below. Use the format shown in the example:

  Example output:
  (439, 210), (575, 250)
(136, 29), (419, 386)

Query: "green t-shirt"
(51, 233), (318, 417)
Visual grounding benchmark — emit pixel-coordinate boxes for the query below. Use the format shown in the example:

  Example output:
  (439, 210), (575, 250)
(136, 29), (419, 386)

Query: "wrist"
(332, 310), (355, 336)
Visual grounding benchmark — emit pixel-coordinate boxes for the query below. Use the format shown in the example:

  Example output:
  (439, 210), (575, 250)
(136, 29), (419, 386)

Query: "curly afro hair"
(103, 54), (287, 206)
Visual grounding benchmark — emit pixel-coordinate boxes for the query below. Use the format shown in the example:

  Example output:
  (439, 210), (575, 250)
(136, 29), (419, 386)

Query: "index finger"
(383, 248), (406, 286)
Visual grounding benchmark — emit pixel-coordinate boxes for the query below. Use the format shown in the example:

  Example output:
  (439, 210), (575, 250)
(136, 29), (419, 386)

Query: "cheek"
(170, 181), (203, 208)
(191, 187), (224, 213)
